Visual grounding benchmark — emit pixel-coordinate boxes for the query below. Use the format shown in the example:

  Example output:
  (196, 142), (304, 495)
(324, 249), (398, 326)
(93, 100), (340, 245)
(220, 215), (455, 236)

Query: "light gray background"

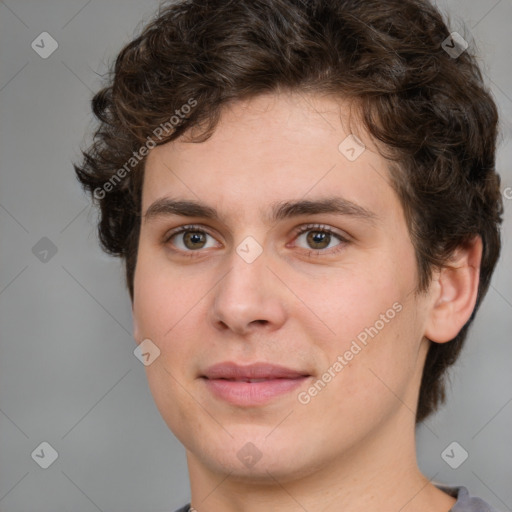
(0, 1), (511, 511)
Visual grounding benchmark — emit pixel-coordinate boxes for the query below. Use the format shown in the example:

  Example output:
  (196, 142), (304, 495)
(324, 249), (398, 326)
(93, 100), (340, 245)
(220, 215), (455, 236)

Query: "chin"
(196, 436), (317, 483)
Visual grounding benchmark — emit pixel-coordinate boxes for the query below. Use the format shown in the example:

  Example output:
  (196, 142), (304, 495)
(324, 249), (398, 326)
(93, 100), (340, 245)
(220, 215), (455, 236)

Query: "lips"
(201, 362), (311, 406)
(201, 362), (309, 380)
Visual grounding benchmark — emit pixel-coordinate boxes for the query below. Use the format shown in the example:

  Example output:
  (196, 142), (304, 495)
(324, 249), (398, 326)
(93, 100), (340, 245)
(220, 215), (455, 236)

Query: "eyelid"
(162, 223), (216, 244)
(290, 223), (350, 242)
(289, 223), (350, 255)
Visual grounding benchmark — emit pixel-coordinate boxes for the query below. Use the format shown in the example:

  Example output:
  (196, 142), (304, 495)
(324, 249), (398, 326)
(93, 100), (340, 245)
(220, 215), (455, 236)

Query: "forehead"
(142, 92), (398, 223)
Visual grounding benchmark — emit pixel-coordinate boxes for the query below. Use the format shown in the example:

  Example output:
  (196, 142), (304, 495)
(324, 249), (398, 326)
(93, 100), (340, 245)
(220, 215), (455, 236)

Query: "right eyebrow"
(144, 198), (218, 223)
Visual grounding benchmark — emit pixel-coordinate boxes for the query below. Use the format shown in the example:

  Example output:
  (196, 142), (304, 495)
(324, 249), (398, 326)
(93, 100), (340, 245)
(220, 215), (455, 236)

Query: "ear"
(424, 236), (483, 343)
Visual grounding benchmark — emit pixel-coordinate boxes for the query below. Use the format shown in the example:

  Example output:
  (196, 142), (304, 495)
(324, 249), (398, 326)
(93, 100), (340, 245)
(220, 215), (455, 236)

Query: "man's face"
(133, 92), (432, 481)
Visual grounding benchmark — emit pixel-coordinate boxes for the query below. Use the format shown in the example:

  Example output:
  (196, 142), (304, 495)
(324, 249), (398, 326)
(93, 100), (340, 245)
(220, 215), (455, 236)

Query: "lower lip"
(202, 377), (309, 406)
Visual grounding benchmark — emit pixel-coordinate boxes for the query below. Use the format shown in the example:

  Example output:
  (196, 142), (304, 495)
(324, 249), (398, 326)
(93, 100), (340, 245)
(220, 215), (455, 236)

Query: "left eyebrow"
(143, 196), (379, 225)
(267, 197), (378, 225)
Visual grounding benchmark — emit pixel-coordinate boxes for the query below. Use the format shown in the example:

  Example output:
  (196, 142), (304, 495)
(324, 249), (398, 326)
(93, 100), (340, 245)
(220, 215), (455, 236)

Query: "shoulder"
(173, 490), (502, 512)
(172, 505), (190, 512)
(437, 485), (502, 512)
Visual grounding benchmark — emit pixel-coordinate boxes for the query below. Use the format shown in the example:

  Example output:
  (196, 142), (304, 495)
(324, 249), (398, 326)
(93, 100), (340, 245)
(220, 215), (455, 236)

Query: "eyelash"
(163, 223), (349, 258)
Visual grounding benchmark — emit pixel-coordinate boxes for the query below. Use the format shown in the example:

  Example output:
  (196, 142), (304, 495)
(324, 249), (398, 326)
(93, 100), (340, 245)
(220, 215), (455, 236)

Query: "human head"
(74, 0), (502, 424)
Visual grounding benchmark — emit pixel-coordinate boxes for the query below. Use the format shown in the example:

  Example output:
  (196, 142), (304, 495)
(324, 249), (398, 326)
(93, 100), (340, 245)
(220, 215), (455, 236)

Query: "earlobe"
(424, 236), (483, 343)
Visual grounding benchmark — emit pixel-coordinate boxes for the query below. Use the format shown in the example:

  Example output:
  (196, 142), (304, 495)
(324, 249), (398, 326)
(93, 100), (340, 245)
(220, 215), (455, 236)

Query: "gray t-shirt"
(438, 485), (501, 512)
(173, 486), (501, 512)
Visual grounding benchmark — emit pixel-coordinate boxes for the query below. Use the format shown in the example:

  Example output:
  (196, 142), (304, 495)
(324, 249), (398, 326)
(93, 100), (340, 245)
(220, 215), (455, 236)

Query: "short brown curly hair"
(74, 0), (503, 423)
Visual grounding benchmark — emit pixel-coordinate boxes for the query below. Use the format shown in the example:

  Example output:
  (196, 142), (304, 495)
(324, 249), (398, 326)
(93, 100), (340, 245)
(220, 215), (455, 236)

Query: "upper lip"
(201, 362), (310, 380)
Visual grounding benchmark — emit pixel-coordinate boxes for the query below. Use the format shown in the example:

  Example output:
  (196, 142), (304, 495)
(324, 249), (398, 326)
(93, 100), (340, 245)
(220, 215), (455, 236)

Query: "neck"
(185, 409), (455, 512)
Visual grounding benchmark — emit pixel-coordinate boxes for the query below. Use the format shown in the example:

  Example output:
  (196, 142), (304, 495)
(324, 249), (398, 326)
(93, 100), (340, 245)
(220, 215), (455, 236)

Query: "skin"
(132, 91), (481, 512)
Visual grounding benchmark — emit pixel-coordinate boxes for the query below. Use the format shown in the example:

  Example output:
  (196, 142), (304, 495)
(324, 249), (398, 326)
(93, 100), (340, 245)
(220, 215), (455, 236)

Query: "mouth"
(200, 362), (311, 406)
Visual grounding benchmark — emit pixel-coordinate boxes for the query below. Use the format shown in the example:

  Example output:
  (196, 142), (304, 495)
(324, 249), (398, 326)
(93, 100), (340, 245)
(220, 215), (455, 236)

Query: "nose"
(209, 246), (288, 336)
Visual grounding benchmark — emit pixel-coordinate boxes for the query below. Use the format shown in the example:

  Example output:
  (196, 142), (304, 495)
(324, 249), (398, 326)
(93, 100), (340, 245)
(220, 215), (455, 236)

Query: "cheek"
(318, 298), (423, 421)
(133, 255), (205, 431)
(132, 250), (211, 388)
(307, 263), (408, 347)
(301, 256), (421, 400)
(132, 247), (198, 339)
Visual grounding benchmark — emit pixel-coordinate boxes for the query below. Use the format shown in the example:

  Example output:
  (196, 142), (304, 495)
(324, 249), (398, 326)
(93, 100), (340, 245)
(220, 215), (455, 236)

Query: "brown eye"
(305, 230), (331, 250)
(182, 231), (207, 250)
(165, 226), (219, 252)
(293, 224), (348, 254)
